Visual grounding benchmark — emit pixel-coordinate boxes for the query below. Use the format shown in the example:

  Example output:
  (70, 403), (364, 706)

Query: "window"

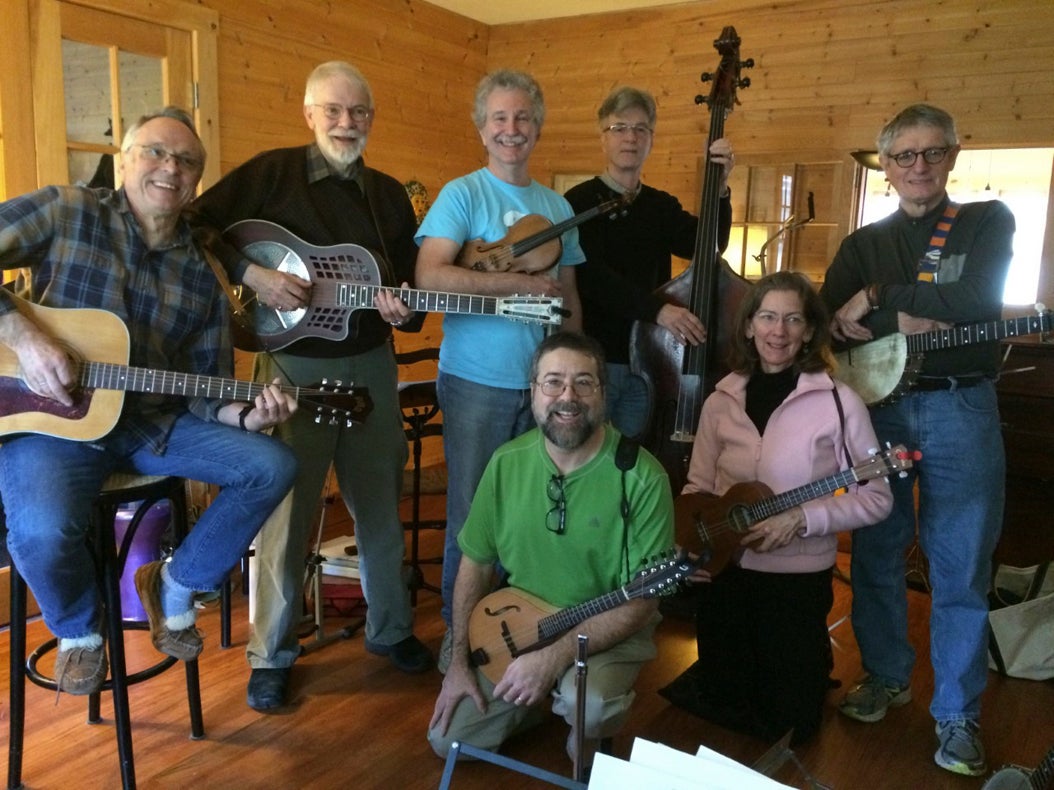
(858, 148), (1053, 305)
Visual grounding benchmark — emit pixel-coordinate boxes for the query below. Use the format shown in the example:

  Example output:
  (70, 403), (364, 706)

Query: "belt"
(911, 375), (992, 391)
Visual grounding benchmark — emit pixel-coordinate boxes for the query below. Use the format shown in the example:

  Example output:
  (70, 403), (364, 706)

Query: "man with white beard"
(190, 60), (433, 712)
(427, 332), (674, 773)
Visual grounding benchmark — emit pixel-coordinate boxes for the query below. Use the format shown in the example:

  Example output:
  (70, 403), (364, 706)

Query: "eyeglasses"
(603, 123), (653, 137)
(546, 474), (567, 534)
(888, 147), (951, 168)
(310, 103), (372, 122)
(752, 310), (807, 328)
(131, 144), (203, 171)
(534, 377), (603, 398)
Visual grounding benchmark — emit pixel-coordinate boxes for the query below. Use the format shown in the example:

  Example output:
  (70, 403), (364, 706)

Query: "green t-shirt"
(458, 425), (674, 609)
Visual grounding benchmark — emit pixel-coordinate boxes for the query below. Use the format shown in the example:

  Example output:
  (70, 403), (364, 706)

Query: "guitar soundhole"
(309, 254), (373, 282)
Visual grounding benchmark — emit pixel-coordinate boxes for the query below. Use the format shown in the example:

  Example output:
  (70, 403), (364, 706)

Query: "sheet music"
(587, 738), (793, 789)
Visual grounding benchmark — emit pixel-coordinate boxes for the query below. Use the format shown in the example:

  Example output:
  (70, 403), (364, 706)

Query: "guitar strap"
(615, 434), (640, 581)
(915, 201), (959, 282)
(831, 386), (854, 469)
(200, 245), (248, 319)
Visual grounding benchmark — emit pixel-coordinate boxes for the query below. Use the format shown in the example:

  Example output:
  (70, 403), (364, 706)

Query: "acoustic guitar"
(223, 219), (568, 352)
(467, 550), (695, 684)
(675, 444), (917, 574)
(0, 298), (372, 441)
(834, 307), (1052, 406)
(455, 196), (628, 274)
(982, 743), (1054, 790)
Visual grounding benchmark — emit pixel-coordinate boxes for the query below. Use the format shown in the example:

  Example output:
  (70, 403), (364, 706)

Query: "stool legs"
(8, 568), (27, 790)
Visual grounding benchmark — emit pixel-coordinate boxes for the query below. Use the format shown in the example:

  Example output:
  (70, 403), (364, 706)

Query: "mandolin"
(455, 196), (627, 273)
(0, 297), (372, 441)
(675, 444), (917, 574)
(467, 551), (695, 684)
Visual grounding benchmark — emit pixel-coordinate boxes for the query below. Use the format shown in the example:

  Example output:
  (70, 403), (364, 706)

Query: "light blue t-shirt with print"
(415, 168), (585, 389)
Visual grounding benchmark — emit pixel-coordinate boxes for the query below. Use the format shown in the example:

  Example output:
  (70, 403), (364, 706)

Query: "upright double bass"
(630, 26), (753, 492)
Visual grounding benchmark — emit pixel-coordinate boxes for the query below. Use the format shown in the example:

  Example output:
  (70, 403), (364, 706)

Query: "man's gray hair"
(597, 86), (657, 128)
(876, 103), (958, 155)
(120, 106), (205, 165)
(472, 69), (545, 130)
(304, 61), (374, 109)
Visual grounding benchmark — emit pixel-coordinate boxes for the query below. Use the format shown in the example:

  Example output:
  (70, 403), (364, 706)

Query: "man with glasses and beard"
(427, 332), (674, 773)
(189, 60), (432, 713)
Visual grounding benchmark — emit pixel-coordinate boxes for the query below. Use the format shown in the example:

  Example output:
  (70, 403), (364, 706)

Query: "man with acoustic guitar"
(820, 103), (1016, 776)
(427, 332), (673, 772)
(188, 61), (434, 711)
(415, 69), (585, 649)
(0, 107), (298, 695)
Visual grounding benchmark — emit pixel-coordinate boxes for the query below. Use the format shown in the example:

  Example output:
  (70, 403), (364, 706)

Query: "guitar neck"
(508, 200), (617, 258)
(80, 361), (297, 402)
(748, 467), (860, 522)
(346, 285), (502, 317)
(536, 589), (628, 642)
(905, 313), (1050, 355)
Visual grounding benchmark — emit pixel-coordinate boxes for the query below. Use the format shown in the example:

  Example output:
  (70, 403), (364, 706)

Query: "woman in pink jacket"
(662, 271), (893, 744)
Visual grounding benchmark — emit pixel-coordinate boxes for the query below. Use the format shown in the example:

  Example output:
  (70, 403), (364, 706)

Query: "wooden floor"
(2, 488), (1052, 790)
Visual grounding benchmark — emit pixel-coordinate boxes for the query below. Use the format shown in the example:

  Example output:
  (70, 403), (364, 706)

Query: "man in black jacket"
(191, 61), (433, 712)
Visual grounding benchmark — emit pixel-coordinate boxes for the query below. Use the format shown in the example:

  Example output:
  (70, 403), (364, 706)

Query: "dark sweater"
(190, 145), (419, 358)
(820, 196), (1015, 376)
(565, 176), (731, 363)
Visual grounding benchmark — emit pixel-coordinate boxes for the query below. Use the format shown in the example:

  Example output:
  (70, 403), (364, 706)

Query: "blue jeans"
(604, 363), (650, 441)
(849, 381), (1004, 722)
(0, 414), (296, 641)
(436, 372), (533, 625)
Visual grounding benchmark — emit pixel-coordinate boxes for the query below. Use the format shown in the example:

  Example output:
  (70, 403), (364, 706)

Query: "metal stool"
(397, 348), (446, 605)
(7, 474), (204, 790)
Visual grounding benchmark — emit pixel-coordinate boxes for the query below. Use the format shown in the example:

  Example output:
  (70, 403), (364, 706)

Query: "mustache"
(547, 401), (583, 418)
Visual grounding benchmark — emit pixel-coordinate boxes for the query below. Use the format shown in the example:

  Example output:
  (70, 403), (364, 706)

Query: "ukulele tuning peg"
(740, 57), (755, 69)
(867, 447), (878, 456)
(700, 71), (714, 83)
(738, 77), (751, 89)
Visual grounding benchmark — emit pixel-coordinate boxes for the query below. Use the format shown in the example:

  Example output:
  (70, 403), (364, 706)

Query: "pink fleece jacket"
(682, 370), (894, 574)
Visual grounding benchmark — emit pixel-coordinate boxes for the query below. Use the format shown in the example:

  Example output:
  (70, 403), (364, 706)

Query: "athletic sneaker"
(838, 676), (912, 723)
(935, 719), (987, 776)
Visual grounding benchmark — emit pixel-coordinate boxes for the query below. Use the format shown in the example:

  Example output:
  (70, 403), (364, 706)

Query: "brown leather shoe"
(134, 561), (204, 661)
(54, 644), (108, 695)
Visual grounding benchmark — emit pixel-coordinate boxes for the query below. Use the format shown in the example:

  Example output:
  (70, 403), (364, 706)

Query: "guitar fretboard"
(906, 313), (1051, 354)
(80, 361), (296, 401)
(343, 285), (501, 316)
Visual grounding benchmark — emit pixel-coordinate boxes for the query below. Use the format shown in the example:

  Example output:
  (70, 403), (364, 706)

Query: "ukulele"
(0, 297), (371, 441)
(455, 196), (628, 273)
(675, 444), (917, 574)
(467, 550), (695, 684)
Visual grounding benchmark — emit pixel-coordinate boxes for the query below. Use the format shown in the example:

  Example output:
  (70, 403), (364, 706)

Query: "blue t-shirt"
(415, 168), (585, 389)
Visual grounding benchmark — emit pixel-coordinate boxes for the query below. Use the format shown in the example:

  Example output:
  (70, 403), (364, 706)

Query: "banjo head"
(834, 334), (910, 405)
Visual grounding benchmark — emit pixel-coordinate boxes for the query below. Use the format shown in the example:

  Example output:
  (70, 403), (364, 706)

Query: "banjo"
(982, 744), (1054, 790)
(834, 306), (1051, 406)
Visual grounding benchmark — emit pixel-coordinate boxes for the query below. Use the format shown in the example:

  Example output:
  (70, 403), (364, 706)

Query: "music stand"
(750, 730), (832, 789)
(438, 634), (592, 790)
(301, 473), (365, 653)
